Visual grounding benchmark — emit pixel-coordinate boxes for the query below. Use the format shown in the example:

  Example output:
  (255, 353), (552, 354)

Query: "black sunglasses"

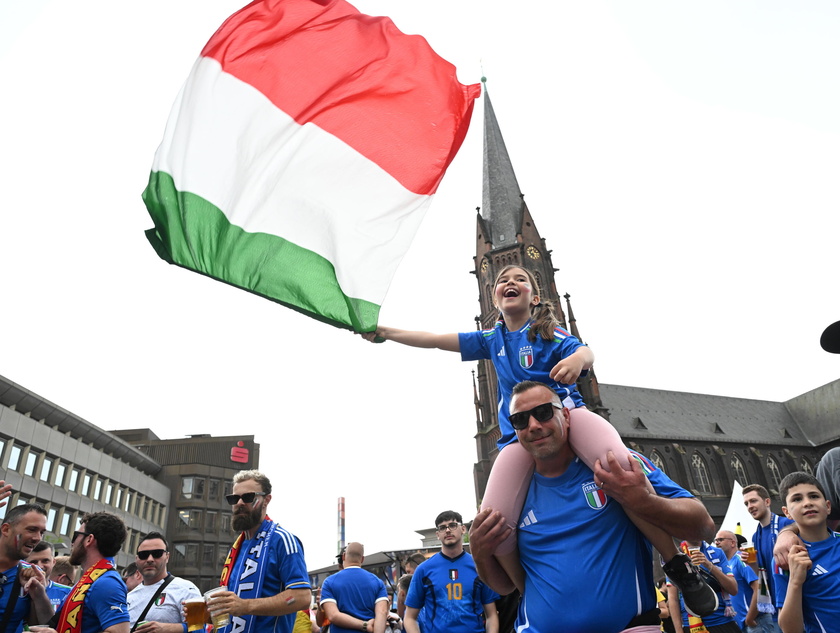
(226, 491), (267, 505)
(509, 402), (563, 430)
(72, 530), (91, 543)
(136, 549), (168, 560)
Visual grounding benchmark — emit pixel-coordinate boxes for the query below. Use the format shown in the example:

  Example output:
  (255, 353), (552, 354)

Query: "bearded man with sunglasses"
(470, 381), (716, 633)
(127, 532), (200, 632)
(209, 470), (311, 633)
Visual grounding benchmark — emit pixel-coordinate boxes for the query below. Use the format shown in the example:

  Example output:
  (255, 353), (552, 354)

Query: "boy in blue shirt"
(777, 472), (840, 633)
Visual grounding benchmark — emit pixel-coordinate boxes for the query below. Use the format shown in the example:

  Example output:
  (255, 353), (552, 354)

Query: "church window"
(731, 454), (747, 484)
(766, 456), (783, 492)
(799, 458), (813, 475)
(691, 453), (712, 494)
(650, 450), (666, 474)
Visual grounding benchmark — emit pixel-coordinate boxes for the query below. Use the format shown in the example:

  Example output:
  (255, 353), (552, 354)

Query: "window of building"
(140, 497), (148, 520)
(54, 462), (66, 487)
(124, 491), (133, 513)
(209, 479), (220, 500)
(650, 451), (666, 474)
(40, 456), (53, 482)
(60, 512), (72, 536)
(203, 544), (215, 566)
(189, 510), (202, 530)
(68, 468), (80, 492)
(93, 479), (103, 500)
(46, 507), (57, 532)
(767, 456), (783, 492)
(799, 458), (813, 475)
(8, 445), (22, 471)
(224, 481), (233, 498)
(24, 451), (38, 477)
(186, 543), (198, 565)
(0, 437), (6, 462)
(173, 544), (186, 565)
(115, 487), (123, 509)
(105, 483), (114, 505)
(205, 511), (217, 534)
(731, 454), (748, 484)
(178, 510), (190, 531)
(182, 477), (206, 500)
(691, 453), (712, 494)
(81, 474), (91, 496)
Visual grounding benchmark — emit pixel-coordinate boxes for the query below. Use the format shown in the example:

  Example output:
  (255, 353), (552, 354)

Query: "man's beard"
(69, 542), (85, 566)
(232, 505), (262, 532)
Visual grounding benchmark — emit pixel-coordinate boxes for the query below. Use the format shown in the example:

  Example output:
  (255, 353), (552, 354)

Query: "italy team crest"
(448, 569), (459, 581)
(155, 593), (167, 606)
(519, 346), (534, 369)
(582, 481), (607, 510)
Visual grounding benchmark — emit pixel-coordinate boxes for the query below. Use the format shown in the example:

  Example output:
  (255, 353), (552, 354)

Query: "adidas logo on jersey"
(497, 348), (505, 357)
(519, 509), (537, 528)
(812, 564), (829, 576)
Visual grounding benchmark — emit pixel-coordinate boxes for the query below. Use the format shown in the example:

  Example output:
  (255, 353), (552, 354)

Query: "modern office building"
(0, 374), (258, 589)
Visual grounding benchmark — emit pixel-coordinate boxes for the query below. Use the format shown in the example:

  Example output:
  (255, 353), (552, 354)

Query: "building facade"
(0, 374), (259, 589)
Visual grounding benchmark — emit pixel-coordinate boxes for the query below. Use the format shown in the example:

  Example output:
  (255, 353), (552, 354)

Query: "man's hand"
(593, 451), (649, 505)
(0, 480), (12, 508)
(206, 589), (247, 616)
(774, 527), (802, 570)
(469, 509), (510, 562)
(689, 549), (712, 570)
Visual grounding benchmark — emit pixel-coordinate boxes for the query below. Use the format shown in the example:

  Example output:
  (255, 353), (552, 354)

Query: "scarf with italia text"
(220, 517), (277, 633)
(55, 558), (114, 633)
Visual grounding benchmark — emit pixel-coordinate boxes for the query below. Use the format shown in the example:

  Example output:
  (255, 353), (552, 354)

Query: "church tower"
(471, 81), (608, 501)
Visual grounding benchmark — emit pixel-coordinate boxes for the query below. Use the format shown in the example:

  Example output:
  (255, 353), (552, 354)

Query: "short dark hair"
(31, 541), (54, 555)
(780, 471), (827, 504)
(742, 484), (771, 500)
(3, 503), (47, 527)
(398, 573), (413, 592)
(510, 381), (558, 406)
(138, 531), (168, 550)
(80, 512), (126, 557)
(121, 562), (138, 578)
(435, 510), (463, 526)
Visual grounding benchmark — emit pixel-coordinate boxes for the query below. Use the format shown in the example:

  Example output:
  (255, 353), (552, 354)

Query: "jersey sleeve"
(478, 579), (500, 606)
(319, 576), (336, 604)
(458, 330), (491, 362)
(88, 572), (130, 630)
(404, 567), (426, 610)
(278, 535), (311, 591)
(631, 451), (694, 499)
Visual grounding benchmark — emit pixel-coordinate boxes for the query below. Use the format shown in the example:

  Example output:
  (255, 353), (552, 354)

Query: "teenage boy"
(777, 472), (840, 633)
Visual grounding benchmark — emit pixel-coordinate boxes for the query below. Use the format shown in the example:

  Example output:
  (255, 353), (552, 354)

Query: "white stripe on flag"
(153, 57), (432, 303)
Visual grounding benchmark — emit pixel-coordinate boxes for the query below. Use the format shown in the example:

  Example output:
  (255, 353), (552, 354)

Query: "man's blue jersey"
(321, 567), (388, 633)
(727, 551), (758, 629)
(405, 551), (499, 633)
(798, 532), (840, 633)
(753, 513), (794, 608)
(516, 452), (691, 633)
(0, 565), (31, 632)
(459, 320), (586, 448)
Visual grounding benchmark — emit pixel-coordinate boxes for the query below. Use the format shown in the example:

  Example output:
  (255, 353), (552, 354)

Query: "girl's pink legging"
(479, 405), (632, 555)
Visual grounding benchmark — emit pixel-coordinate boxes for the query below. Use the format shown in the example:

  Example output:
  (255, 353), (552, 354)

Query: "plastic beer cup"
(185, 598), (207, 632)
(205, 586), (231, 629)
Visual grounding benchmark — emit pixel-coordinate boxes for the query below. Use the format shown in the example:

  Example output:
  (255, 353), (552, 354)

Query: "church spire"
(481, 79), (524, 248)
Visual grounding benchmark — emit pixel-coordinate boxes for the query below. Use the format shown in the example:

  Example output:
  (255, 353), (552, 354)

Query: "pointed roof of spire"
(481, 79), (524, 248)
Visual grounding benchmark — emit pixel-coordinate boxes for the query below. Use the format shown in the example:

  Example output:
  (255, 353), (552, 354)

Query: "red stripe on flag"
(201, 0), (480, 195)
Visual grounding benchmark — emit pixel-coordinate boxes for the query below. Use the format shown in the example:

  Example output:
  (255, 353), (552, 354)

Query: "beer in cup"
(205, 585), (231, 629)
(185, 598), (207, 632)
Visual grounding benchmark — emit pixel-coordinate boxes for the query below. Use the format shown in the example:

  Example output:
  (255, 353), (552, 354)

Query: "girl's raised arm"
(360, 326), (460, 352)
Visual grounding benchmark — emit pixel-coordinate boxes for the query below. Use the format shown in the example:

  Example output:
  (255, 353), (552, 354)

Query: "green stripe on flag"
(143, 171), (380, 331)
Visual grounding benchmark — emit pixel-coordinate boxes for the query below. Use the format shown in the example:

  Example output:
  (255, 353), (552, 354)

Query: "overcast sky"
(2, 0), (838, 569)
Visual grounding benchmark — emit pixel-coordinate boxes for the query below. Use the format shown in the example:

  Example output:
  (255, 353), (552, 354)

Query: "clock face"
(526, 246), (541, 260)
(481, 259), (489, 272)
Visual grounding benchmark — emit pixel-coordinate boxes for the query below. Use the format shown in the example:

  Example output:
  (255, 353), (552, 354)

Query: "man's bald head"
(344, 542), (364, 565)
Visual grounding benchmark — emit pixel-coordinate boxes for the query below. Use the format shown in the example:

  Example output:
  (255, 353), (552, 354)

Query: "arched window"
(731, 454), (748, 485)
(650, 450), (666, 475)
(691, 453), (712, 494)
(767, 456), (783, 492)
(799, 458), (813, 475)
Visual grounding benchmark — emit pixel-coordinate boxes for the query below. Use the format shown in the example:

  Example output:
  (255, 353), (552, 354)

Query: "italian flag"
(143, 0), (480, 331)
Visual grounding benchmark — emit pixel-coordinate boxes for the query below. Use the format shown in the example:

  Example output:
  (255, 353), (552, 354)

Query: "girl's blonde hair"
(493, 265), (561, 342)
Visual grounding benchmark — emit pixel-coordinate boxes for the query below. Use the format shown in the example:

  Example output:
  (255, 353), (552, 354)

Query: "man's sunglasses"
(225, 491), (268, 505)
(509, 402), (563, 430)
(136, 549), (167, 560)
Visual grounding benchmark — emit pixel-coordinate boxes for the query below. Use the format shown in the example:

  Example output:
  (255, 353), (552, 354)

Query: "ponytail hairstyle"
(493, 265), (560, 343)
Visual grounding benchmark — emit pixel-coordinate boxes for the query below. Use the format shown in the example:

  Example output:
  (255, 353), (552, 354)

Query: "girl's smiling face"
(493, 266), (539, 314)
